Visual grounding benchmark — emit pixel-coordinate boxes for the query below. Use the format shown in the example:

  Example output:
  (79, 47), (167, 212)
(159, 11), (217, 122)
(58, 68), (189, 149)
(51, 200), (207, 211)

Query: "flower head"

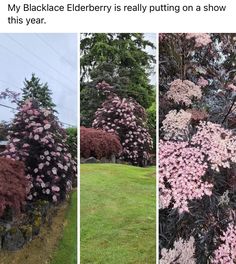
(167, 79), (202, 106)
(160, 140), (212, 213)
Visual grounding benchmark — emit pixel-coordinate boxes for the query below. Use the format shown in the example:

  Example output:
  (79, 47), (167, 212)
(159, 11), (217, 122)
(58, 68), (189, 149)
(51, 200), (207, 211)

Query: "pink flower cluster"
(2, 99), (76, 203)
(212, 224), (236, 264)
(93, 90), (152, 166)
(227, 83), (236, 92)
(167, 79), (202, 106)
(197, 76), (209, 87)
(96, 81), (114, 94)
(159, 140), (213, 213)
(191, 122), (236, 172)
(160, 236), (196, 264)
(162, 109), (192, 140)
(186, 33), (212, 47)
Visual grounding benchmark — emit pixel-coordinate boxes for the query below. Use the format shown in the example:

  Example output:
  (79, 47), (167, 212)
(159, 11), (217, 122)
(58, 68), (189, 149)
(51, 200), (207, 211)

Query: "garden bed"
(0, 200), (53, 251)
(0, 190), (77, 264)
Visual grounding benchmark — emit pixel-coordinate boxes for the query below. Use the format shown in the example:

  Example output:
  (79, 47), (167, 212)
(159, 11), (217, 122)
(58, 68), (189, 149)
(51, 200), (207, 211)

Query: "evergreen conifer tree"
(19, 73), (56, 112)
(80, 33), (156, 126)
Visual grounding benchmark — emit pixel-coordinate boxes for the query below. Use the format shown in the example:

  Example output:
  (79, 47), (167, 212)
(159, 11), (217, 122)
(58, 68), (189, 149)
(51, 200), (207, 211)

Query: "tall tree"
(80, 33), (155, 126)
(92, 82), (153, 166)
(19, 73), (56, 112)
(2, 99), (76, 203)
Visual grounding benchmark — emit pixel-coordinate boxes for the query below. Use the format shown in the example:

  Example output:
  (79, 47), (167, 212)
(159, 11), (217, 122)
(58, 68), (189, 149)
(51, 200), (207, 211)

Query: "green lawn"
(51, 190), (77, 264)
(81, 164), (156, 264)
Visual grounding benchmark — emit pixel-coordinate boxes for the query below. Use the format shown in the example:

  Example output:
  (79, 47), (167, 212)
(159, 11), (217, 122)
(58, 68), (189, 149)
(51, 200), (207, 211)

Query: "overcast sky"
(0, 33), (155, 127)
(0, 33), (77, 127)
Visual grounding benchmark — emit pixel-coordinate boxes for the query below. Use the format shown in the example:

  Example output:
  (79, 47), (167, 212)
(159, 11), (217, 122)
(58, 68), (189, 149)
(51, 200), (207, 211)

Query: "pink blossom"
(57, 146), (62, 152)
(186, 33), (212, 47)
(160, 140), (212, 213)
(38, 163), (44, 170)
(9, 147), (16, 152)
(52, 167), (57, 174)
(43, 110), (51, 117)
(26, 174), (31, 180)
(167, 79), (202, 106)
(160, 236), (196, 264)
(27, 109), (33, 115)
(41, 182), (46, 188)
(58, 163), (64, 169)
(44, 123), (51, 130)
(227, 83), (236, 92)
(33, 110), (39, 116)
(34, 134), (39, 140)
(27, 195), (33, 200)
(191, 122), (236, 171)
(52, 186), (60, 192)
(37, 127), (44, 133)
(212, 223), (236, 263)
(197, 76), (208, 87)
(162, 109), (192, 140)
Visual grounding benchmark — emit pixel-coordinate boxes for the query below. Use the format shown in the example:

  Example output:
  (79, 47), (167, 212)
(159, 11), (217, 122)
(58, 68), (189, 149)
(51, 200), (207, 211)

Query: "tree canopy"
(80, 33), (156, 126)
(19, 73), (56, 112)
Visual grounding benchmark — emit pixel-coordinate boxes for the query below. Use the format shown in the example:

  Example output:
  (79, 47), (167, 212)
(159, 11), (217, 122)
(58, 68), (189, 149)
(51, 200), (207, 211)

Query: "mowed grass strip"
(51, 190), (77, 264)
(81, 164), (156, 264)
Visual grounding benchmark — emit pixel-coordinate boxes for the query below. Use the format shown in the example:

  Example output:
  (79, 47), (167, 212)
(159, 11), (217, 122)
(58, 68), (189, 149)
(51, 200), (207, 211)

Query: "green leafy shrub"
(147, 101), (156, 152)
(66, 127), (77, 161)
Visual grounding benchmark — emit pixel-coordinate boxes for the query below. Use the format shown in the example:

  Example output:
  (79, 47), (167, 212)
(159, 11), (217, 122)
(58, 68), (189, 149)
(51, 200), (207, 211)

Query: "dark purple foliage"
(92, 81), (153, 166)
(1, 99), (77, 203)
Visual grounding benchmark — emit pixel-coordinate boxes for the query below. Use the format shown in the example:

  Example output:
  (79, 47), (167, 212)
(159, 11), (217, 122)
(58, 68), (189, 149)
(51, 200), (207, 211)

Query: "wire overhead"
(35, 34), (77, 70)
(0, 42), (76, 94)
(0, 34), (77, 127)
(6, 34), (77, 86)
